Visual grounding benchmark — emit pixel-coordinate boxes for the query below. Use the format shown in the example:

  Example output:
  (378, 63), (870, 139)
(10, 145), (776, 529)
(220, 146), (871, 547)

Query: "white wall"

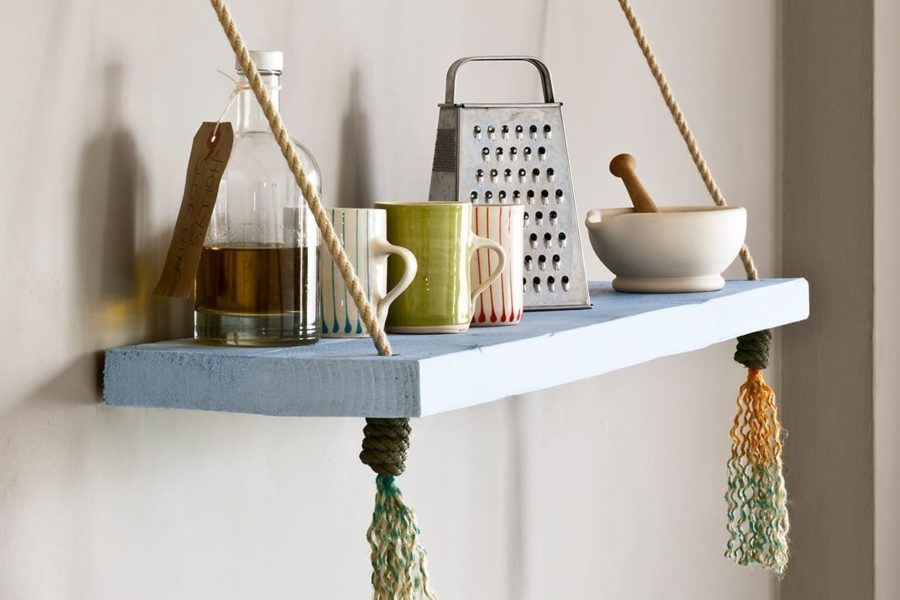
(0, 1), (779, 598)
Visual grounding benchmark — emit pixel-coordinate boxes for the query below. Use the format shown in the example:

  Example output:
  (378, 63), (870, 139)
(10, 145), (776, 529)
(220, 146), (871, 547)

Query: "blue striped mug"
(319, 208), (417, 337)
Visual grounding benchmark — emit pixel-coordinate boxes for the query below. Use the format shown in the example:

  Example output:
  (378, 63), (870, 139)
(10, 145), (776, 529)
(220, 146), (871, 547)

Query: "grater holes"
(523, 212), (530, 227)
(547, 275), (556, 291)
(549, 210), (558, 226)
(562, 275), (570, 291)
(529, 232), (538, 249)
(498, 190), (507, 202)
(490, 168), (498, 182)
(525, 255), (533, 271)
(482, 147), (490, 161)
(532, 167), (541, 183)
(543, 232), (553, 248)
(495, 147), (504, 161)
(513, 190), (522, 203)
(523, 147), (532, 161)
(540, 189), (550, 205)
(532, 276), (541, 292)
(470, 190), (479, 201)
(476, 168), (484, 183)
(558, 232), (567, 247)
(555, 189), (564, 203)
(515, 125), (524, 139)
(484, 190), (493, 202)
(538, 255), (547, 270)
(501, 124), (509, 139)
(538, 146), (547, 160)
(547, 167), (555, 181)
(552, 254), (561, 270)
(509, 147), (518, 160)
(474, 125), (482, 140)
(535, 211), (544, 226)
(543, 124), (552, 139)
(504, 168), (512, 182)
(518, 168), (527, 183)
(526, 190), (535, 204)
(529, 124), (538, 139)
(487, 125), (496, 140)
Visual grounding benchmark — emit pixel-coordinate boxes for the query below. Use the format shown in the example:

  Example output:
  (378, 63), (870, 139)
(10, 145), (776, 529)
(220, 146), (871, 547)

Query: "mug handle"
(371, 238), (418, 325)
(470, 235), (507, 305)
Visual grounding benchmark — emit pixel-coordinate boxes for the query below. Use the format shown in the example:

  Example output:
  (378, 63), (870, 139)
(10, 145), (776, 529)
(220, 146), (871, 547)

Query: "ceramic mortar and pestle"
(584, 153), (747, 293)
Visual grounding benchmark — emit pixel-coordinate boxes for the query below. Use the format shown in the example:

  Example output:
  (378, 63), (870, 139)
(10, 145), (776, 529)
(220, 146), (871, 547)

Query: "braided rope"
(209, 0), (392, 357)
(734, 330), (772, 371)
(206, 4), (432, 595)
(617, 0), (789, 574)
(360, 418), (412, 476)
(616, 0), (759, 281)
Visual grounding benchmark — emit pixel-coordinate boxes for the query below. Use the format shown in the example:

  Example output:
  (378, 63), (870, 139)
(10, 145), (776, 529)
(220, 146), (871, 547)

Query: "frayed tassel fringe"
(368, 475), (436, 600)
(725, 369), (790, 575)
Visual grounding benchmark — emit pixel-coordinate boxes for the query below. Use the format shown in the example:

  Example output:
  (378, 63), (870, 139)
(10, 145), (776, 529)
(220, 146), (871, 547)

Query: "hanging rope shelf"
(103, 0), (808, 596)
(105, 280), (807, 418)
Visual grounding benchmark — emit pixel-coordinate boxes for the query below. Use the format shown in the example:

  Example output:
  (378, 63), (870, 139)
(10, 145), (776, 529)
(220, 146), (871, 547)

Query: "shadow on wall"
(47, 63), (373, 404)
(69, 61), (192, 403)
(0, 63), (200, 570)
(335, 68), (374, 208)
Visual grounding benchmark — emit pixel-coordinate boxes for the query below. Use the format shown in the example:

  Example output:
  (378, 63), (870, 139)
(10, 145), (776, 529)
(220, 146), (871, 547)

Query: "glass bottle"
(195, 50), (321, 346)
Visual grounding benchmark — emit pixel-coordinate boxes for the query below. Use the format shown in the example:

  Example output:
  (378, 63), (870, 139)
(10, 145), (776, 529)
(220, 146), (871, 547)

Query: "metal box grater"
(428, 56), (591, 310)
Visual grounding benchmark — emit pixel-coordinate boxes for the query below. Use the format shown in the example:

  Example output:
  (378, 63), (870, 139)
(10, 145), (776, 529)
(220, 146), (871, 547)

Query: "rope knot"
(360, 418), (412, 477)
(734, 329), (772, 370)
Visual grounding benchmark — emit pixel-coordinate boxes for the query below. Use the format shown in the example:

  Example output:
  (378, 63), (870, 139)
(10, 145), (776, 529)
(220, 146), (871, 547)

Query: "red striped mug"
(471, 204), (525, 326)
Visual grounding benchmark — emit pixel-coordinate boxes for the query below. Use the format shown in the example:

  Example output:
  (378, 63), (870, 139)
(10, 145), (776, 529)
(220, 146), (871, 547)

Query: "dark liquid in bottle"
(194, 245), (317, 346)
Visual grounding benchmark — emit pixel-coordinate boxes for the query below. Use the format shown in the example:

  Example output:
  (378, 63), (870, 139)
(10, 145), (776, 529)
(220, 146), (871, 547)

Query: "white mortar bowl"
(584, 206), (747, 293)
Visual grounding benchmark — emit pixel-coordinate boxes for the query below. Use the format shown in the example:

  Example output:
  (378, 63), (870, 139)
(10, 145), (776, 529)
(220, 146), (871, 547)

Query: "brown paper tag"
(153, 122), (234, 298)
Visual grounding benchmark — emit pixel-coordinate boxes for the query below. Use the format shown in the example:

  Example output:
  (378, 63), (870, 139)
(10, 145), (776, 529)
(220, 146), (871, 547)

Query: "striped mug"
(471, 204), (525, 325)
(319, 208), (417, 337)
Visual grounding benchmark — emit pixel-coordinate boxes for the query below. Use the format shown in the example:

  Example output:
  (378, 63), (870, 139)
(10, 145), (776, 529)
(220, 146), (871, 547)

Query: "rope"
(616, 0), (759, 281)
(209, 0), (393, 357)
(208, 0), (414, 482)
(734, 330), (772, 371)
(617, 1), (788, 574)
(360, 418), (412, 476)
(206, 4), (431, 596)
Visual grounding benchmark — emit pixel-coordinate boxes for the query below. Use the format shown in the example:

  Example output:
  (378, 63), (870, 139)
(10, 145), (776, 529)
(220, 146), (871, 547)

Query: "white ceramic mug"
(471, 204), (525, 325)
(319, 208), (417, 337)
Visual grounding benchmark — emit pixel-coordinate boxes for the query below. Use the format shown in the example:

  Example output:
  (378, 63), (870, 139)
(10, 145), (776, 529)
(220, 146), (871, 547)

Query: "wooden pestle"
(609, 153), (659, 213)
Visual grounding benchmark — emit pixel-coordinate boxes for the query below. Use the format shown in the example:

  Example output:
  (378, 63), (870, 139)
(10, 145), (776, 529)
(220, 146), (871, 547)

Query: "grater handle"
(445, 56), (555, 104)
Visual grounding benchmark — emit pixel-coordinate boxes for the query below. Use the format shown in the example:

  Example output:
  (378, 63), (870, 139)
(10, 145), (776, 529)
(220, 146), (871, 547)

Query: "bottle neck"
(235, 72), (280, 133)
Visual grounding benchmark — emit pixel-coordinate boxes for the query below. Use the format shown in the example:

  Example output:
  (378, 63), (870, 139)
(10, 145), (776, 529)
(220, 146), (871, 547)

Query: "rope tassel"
(726, 331), (790, 574)
(615, 0), (789, 573)
(361, 419), (436, 599)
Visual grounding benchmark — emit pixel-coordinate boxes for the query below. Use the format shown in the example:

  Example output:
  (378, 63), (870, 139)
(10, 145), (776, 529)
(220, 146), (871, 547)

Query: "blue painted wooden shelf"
(103, 279), (809, 418)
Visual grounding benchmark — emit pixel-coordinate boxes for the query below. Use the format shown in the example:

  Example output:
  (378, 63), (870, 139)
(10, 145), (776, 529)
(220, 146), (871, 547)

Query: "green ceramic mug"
(376, 202), (507, 333)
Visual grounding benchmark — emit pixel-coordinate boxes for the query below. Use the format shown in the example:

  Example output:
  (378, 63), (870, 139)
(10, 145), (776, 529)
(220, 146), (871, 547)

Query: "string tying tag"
(211, 69), (281, 143)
